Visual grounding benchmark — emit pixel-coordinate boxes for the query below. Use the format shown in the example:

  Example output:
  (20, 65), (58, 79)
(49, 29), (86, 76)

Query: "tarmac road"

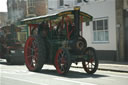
(0, 59), (128, 85)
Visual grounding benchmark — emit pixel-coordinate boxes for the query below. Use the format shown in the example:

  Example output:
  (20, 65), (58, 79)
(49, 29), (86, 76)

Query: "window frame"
(59, 0), (64, 7)
(92, 17), (109, 43)
(28, 0), (35, 7)
(27, 0), (35, 15)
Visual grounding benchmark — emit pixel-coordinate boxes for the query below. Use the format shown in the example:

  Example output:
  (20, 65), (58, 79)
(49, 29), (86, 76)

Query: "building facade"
(115, 0), (128, 61)
(48, 0), (128, 61)
(122, 0), (128, 61)
(7, 0), (48, 23)
(6, 0), (127, 61)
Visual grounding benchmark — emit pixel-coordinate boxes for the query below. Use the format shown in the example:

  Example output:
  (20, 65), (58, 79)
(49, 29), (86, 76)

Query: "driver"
(38, 21), (49, 38)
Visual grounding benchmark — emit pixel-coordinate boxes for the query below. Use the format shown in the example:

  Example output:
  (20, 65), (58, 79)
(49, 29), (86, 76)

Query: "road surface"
(0, 59), (128, 85)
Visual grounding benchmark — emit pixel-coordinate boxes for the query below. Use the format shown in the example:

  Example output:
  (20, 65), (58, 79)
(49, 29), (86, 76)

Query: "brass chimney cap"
(74, 6), (80, 10)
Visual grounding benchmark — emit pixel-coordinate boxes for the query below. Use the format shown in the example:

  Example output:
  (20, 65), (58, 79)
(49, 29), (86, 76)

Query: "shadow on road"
(0, 60), (24, 66)
(38, 69), (108, 79)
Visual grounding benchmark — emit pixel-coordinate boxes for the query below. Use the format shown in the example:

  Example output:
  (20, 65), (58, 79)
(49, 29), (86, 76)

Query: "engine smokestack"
(74, 6), (80, 38)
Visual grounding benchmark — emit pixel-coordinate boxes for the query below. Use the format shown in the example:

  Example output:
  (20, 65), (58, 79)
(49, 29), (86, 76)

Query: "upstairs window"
(28, 0), (35, 7)
(77, 0), (82, 3)
(28, 0), (35, 15)
(59, 0), (64, 7)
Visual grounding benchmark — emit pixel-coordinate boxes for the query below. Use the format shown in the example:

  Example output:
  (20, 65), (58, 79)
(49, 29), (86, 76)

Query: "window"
(59, 0), (64, 6)
(28, 0), (35, 7)
(93, 18), (109, 42)
(28, 0), (35, 15)
(18, 32), (27, 43)
(77, 0), (82, 3)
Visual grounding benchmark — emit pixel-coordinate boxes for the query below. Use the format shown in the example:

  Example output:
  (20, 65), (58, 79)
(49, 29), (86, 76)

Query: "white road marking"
(54, 78), (97, 85)
(3, 76), (48, 85)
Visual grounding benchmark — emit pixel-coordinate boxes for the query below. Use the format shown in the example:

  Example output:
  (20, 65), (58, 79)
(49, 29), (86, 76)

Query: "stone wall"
(116, 0), (125, 61)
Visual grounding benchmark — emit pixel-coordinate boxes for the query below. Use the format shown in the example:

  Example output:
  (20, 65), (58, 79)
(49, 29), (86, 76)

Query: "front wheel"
(82, 47), (99, 74)
(55, 48), (71, 75)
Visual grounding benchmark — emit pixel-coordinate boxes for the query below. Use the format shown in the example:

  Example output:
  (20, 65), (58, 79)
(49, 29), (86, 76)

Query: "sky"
(0, 0), (7, 12)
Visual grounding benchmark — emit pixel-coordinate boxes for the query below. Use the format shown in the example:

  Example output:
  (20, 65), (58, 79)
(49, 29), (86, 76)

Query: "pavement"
(71, 60), (128, 73)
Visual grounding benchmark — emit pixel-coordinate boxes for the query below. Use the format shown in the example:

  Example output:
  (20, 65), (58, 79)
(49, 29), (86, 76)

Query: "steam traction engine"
(23, 7), (99, 75)
(0, 25), (24, 64)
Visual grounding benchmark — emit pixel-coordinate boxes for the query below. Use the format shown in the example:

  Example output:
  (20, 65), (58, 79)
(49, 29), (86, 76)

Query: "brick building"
(27, 0), (48, 17)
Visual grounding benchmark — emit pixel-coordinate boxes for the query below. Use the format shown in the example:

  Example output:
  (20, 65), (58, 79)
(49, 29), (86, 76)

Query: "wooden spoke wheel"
(24, 36), (46, 72)
(55, 48), (71, 75)
(82, 47), (99, 74)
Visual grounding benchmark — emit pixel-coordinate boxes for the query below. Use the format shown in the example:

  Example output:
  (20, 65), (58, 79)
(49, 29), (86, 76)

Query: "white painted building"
(81, 0), (116, 49)
(47, 0), (128, 61)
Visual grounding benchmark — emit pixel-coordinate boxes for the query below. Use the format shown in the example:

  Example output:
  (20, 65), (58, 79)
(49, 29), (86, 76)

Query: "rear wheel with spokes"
(82, 47), (99, 74)
(24, 36), (46, 72)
